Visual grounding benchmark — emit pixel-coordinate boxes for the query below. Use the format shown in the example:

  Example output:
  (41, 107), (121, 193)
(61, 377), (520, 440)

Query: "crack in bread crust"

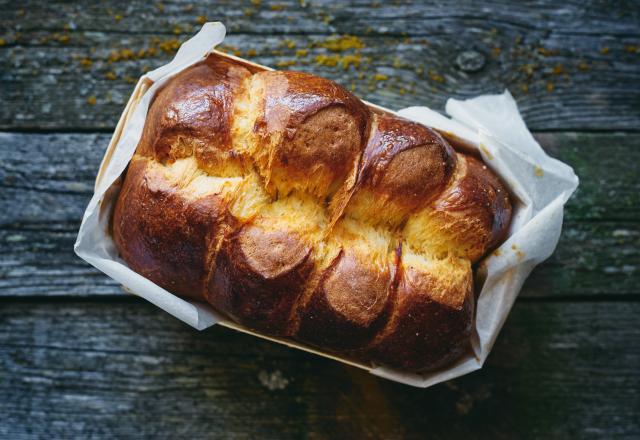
(112, 53), (512, 372)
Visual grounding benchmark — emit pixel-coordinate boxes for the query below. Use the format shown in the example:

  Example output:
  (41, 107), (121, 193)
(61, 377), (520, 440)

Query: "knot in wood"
(455, 50), (485, 73)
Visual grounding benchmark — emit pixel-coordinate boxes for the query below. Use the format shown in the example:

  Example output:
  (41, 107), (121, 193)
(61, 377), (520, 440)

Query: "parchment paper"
(75, 22), (579, 387)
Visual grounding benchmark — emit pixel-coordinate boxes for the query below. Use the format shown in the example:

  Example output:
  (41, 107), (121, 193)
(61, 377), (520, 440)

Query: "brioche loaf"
(112, 53), (512, 372)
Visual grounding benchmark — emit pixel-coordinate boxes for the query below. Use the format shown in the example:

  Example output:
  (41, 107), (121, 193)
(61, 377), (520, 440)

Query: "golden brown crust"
(404, 154), (512, 262)
(361, 115), (456, 203)
(295, 248), (398, 350)
(208, 224), (314, 334)
(346, 114), (458, 226)
(365, 248), (474, 371)
(436, 155), (512, 254)
(139, 56), (252, 174)
(112, 157), (226, 300)
(112, 53), (513, 373)
(253, 71), (370, 198)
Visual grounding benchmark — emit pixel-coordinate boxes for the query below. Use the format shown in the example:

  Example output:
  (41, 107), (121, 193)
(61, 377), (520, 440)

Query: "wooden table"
(1, 1), (638, 438)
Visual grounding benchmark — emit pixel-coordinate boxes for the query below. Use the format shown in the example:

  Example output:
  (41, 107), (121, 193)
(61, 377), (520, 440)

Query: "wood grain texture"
(0, 299), (638, 439)
(1, 2), (638, 437)
(0, 132), (638, 298)
(1, 1), (639, 130)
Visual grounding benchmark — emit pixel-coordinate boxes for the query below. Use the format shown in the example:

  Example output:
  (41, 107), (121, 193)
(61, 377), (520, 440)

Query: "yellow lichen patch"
(276, 59), (296, 67)
(315, 54), (340, 67)
(86, 96), (97, 105)
(428, 69), (445, 83)
(315, 35), (364, 52)
(79, 58), (93, 68)
(159, 39), (181, 54)
(280, 39), (296, 49)
(520, 64), (536, 77)
(340, 54), (361, 70)
(108, 48), (137, 63)
(537, 47), (558, 57)
(315, 52), (363, 70)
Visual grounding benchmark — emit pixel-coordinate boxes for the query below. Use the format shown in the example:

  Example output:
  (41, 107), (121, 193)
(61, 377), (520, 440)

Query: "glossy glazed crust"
(365, 255), (475, 371)
(251, 70), (370, 199)
(360, 114), (456, 205)
(112, 157), (227, 300)
(208, 223), (314, 334)
(437, 154), (512, 253)
(345, 113), (458, 227)
(112, 53), (512, 372)
(295, 247), (399, 350)
(138, 56), (253, 174)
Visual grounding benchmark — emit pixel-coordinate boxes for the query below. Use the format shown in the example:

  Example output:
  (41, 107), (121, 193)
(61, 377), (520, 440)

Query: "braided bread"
(112, 53), (512, 372)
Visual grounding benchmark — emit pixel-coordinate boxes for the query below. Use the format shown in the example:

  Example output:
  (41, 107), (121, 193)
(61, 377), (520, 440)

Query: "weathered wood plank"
(5, 0), (640, 36)
(0, 132), (638, 298)
(0, 299), (638, 439)
(1, 1), (639, 130)
(534, 132), (640, 223)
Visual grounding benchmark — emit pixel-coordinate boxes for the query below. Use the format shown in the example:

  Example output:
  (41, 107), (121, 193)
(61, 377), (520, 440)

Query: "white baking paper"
(75, 22), (579, 388)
